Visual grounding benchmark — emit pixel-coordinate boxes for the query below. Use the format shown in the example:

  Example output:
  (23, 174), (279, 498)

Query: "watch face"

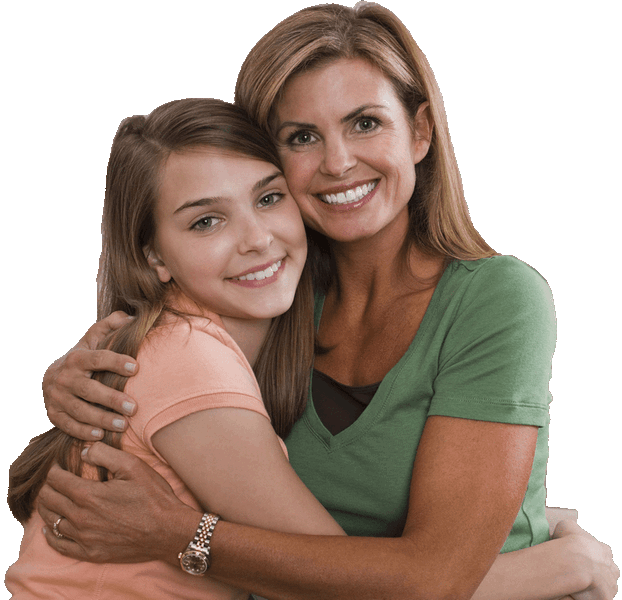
(181, 550), (209, 575)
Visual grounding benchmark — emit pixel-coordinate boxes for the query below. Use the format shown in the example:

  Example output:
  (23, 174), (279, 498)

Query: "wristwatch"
(178, 512), (220, 576)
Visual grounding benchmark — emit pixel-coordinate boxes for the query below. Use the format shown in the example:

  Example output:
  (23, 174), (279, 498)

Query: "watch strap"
(178, 512), (220, 575)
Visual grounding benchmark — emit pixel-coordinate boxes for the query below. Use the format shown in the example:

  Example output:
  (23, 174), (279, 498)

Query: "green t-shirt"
(285, 256), (556, 553)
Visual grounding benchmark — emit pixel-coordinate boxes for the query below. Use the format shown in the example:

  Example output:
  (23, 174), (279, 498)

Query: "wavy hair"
(235, 2), (495, 288)
(8, 99), (314, 523)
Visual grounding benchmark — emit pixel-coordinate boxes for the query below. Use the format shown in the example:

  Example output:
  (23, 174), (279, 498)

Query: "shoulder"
(445, 255), (554, 315)
(128, 314), (258, 400)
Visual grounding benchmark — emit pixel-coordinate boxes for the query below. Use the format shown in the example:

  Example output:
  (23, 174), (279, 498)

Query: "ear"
(411, 101), (433, 165)
(143, 246), (172, 284)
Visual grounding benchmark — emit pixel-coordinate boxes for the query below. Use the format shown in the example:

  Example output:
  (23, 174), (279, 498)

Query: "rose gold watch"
(178, 513), (220, 576)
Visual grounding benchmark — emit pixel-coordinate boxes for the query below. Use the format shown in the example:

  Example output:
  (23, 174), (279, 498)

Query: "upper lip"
(315, 179), (378, 196)
(229, 258), (284, 279)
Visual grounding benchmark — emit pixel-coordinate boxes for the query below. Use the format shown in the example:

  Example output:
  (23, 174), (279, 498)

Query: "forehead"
(275, 58), (403, 121)
(158, 150), (279, 207)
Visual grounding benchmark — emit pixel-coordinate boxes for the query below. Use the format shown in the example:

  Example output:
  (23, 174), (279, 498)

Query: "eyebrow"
(276, 104), (386, 135)
(173, 170), (283, 214)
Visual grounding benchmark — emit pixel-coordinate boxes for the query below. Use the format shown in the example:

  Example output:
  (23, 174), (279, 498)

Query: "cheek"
(282, 153), (316, 196)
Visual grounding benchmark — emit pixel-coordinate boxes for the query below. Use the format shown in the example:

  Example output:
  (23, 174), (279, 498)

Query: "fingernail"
(81, 447), (89, 458)
(113, 418), (126, 430)
(122, 401), (136, 415)
(42, 527), (47, 535)
(126, 315), (136, 320)
(125, 362), (136, 373)
(91, 428), (103, 439)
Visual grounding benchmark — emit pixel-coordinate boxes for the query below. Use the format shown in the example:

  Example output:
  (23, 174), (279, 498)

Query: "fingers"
(64, 347), (138, 380)
(81, 442), (149, 480)
(42, 464), (91, 506)
(81, 312), (135, 350)
(552, 519), (583, 539)
(44, 346), (138, 441)
(42, 525), (89, 561)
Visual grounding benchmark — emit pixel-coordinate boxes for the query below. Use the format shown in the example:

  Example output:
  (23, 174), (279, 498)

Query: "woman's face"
(274, 58), (431, 244)
(149, 149), (307, 323)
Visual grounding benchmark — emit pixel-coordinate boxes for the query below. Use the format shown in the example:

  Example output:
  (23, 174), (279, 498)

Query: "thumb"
(81, 442), (141, 479)
(81, 311), (135, 350)
(81, 443), (174, 494)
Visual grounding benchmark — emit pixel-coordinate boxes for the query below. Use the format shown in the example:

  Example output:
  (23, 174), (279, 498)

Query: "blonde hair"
(235, 2), (495, 269)
(9, 99), (314, 523)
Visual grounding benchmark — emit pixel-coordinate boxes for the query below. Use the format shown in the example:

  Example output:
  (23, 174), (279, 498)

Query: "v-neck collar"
(306, 261), (454, 449)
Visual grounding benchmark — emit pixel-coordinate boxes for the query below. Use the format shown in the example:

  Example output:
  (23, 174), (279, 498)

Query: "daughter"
(7, 98), (345, 599)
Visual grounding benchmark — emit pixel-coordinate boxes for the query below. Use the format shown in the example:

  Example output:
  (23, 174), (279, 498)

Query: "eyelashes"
(190, 193), (285, 232)
(284, 115), (382, 147)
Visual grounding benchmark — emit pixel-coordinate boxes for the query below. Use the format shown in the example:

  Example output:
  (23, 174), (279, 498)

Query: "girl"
(7, 98), (346, 598)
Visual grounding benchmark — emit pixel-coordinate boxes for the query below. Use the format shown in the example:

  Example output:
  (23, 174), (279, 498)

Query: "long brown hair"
(235, 3), (496, 289)
(8, 99), (314, 523)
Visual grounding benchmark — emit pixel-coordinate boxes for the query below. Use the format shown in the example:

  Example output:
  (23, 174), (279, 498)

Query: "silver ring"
(52, 517), (65, 539)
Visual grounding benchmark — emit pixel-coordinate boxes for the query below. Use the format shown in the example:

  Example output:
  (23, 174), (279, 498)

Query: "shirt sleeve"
(125, 318), (271, 455)
(429, 256), (556, 426)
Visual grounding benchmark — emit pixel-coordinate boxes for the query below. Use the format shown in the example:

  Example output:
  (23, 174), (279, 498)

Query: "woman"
(32, 4), (618, 599)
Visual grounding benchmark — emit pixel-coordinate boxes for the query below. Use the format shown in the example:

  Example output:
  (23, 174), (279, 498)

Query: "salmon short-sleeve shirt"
(6, 311), (284, 600)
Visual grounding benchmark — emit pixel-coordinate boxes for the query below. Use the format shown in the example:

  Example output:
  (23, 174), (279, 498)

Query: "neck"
(220, 316), (272, 367)
(328, 209), (443, 307)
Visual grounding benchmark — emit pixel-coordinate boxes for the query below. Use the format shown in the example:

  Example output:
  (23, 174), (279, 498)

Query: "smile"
(318, 181), (377, 205)
(232, 260), (283, 281)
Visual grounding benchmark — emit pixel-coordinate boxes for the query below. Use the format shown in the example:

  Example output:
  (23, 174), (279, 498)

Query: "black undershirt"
(312, 369), (381, 435)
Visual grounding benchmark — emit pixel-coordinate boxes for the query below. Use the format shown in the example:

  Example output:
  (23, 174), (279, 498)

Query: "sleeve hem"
(142, 392), (270, 456)
(429, 395), (549, 427)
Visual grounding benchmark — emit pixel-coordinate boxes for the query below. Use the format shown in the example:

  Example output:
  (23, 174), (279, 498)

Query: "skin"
(274, 58), (443, 386)
(37, 59), (619, 599)
(149, 150), (307, 362)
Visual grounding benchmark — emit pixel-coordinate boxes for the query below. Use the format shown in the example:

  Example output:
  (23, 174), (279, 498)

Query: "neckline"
(306, 260), (455, 447)
(313, 368), (382, 393)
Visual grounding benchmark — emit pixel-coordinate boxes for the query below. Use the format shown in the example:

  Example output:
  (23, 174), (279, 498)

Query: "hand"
(43, 311), (139, 440)
(38, 442), (201, 564)
(552, 520), (619, 600)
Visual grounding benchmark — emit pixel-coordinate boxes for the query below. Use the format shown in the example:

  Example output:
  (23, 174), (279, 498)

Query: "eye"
(354, 116), (380, 133)
(287, 130), (317, 146)
(257, 193), (283, 208)
(191, 216), (222, 231)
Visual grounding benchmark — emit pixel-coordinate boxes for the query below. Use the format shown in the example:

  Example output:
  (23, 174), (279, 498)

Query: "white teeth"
(234, 260), (282, 281)
(319, 181), (377, 205)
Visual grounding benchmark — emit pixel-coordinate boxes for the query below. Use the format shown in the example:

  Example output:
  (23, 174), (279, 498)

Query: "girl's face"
(149, 149), (307, 323)
(274, 58), (432, 245)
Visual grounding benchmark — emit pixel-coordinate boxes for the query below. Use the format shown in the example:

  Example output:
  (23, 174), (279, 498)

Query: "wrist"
(161, 506), (204, 567)
(178, 512), (221, 575)
(561, 533), (596, 593)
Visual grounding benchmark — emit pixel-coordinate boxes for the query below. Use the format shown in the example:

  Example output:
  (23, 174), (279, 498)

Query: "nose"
(238, 213), (273, 254)
(321, 136), (356, 178)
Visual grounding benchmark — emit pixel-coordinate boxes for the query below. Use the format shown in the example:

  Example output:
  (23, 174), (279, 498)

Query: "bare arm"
(43, 312), (138, 440)
(152, 406), (344, 535)
(39, 436), (619, 600)
(196, 417), (555, 600)
(41, 416), (617, 600)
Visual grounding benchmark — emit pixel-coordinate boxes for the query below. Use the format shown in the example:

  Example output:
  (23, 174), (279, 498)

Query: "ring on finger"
(52, 517), (65, 539)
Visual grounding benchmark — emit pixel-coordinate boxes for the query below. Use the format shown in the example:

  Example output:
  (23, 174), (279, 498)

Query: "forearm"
(166, 509), (585, 600)
(206, 521), (487, 600)
(472, 537), (589, 600)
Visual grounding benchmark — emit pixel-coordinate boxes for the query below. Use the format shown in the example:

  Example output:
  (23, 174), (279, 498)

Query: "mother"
(37, 3), (617, 599)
